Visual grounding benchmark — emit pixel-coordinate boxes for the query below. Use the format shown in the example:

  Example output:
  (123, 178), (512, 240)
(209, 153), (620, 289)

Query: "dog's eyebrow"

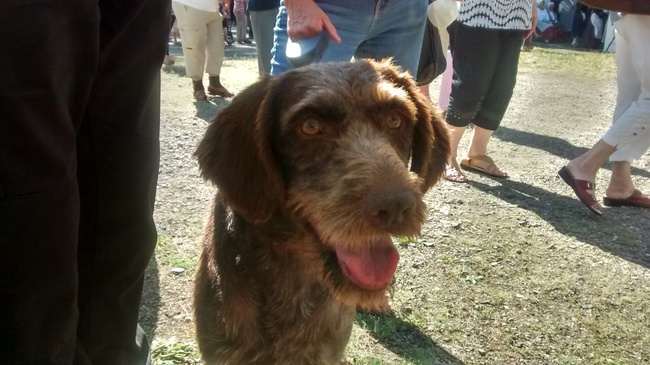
(283, 90), (346, 124)
(368, 81), (418, 117)
(375, 81), (409, 101)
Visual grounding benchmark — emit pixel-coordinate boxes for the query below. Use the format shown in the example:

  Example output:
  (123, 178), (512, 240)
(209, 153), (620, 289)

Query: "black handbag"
(415, 18), (447, 86)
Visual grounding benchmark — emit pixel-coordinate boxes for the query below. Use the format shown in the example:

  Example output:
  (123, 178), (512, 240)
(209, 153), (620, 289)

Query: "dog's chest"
(261, 289), (356, 364)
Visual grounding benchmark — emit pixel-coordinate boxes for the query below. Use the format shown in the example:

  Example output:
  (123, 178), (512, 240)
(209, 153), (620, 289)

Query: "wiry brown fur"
(193, 60), (450, 364)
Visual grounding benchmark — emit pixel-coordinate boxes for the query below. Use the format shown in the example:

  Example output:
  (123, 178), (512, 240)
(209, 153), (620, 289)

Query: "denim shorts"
(270, 0), (428, 76)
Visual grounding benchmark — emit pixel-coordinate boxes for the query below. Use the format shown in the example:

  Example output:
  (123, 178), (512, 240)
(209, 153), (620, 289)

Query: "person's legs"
(566, 139), (616, 185)
(468, 29), (525, 174)
(173, 2), (210, 98)
(602, 15), (650, 199)
(570, 8), (586, 44)
(270, 0), (426, 76)
(446, 24), (501, 130)
(0, 1), (98, 362)
(562, 38), (637, 208)
(467, 126), (494, 157)
(75, 0), (168, 364)
(248, 11), (254, 39)
(164, 14), (177, 65)
(352, 0), (428, 76)
(235, 9), (248, 42)
(606, 161), (636, 198)
(444, 126), (468, 182)
(270, 0), (375, 75)
(250, 8), (279, 76)
(563, 16), (650, 209)
(205, 12), (233, 97)
(445, 24), (501, 177)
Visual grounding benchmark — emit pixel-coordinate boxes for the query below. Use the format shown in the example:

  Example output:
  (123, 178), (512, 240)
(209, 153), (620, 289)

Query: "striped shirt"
(457, 0), (534, 30)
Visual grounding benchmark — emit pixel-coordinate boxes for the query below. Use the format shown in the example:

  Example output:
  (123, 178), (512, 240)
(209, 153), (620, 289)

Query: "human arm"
(284, 0), (341, 42)
(524, 0), (538, 39)
(220, 1), (230, 17)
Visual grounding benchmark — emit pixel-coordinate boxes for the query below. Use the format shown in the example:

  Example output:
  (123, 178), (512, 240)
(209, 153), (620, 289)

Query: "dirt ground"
(142, 42), (650, 364)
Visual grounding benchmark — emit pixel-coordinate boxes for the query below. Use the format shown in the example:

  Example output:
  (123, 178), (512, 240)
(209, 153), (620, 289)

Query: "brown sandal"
(460, 155), (508, 178)
(194, 89), (208, 101)
(558, 166), (602, 214)
(207, 76), (234, 97)
(193, 80), (208, 101)
(207, 85), (234, 98)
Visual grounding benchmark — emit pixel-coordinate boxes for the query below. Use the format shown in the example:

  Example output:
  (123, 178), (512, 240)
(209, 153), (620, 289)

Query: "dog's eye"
(386, 114), (402, 129)
(301, 119), (322, 136)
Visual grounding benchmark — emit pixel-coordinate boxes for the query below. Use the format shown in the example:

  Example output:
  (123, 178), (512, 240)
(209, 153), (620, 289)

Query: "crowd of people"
(523, 0), (611, 48)
(1, 0), (648, 363)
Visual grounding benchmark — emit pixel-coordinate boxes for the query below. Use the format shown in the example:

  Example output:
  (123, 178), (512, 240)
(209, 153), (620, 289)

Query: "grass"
(518, 46), (615, 79)
(155, 235), (196, 271)
(152, 339), (201, 365)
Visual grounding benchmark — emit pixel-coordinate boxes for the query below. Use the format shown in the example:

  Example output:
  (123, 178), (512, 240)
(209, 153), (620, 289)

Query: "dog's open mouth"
(332, 236), (399, 291)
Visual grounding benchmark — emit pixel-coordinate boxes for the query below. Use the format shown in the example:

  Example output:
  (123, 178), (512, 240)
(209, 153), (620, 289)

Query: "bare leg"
(418, 84), (430, 100)
(467, 125), (493, 157)
(445, 125), (467, 182)
(193, 78), (207, 100)
(605, 161), (639, 199)
(566, 139), (616, 185)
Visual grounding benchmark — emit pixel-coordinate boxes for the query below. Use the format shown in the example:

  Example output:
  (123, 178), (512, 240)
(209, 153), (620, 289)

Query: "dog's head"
(195, 60), (449, 310)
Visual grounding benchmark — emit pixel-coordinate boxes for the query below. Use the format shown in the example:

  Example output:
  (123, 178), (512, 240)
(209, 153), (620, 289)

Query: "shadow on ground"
(194, 97), (231, 122)
(356, 311), (465, 365)
(468, 178), (650, 269)
(494, 126), (650, 179)
(139, 256), (161, 340)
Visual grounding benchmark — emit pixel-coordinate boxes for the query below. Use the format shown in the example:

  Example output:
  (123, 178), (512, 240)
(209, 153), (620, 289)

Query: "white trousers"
(603, 14), (650, 162)
(172, 2), (225, 79)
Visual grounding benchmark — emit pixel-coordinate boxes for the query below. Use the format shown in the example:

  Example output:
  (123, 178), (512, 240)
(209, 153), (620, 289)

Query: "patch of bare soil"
(143, 43), (649, 364)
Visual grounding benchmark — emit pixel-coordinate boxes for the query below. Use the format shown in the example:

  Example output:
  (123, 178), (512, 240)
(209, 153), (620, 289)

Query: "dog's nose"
(364, 187), (417, 229)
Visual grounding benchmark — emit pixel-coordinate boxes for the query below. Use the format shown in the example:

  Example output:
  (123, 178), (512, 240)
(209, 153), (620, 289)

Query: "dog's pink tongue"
(335, 237), (399, 291)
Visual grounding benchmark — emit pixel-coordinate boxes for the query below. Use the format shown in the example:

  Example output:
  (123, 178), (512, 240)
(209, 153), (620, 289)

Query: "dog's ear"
(195, 76), (285, 223)
(374, 59), (450, 192)
(410, 97), (450, 192)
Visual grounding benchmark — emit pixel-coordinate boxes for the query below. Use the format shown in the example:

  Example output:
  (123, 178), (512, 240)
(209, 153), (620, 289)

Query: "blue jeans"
(270, 0), (428, 76)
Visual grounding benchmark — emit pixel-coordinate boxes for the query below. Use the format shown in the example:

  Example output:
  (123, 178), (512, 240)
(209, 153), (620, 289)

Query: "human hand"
(284, 0), (341, 43)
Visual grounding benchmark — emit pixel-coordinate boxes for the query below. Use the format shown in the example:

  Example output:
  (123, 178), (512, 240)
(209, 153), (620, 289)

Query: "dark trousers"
(0, 0), (169, 364)
(167, 14), (178, 56)
(571, 9), (587, 39)
(446, 23), (525, 131)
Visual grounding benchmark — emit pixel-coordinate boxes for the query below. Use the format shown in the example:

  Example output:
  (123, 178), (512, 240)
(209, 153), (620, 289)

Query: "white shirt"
(536, 6), (557, 32)
(457, 0), (534, 30)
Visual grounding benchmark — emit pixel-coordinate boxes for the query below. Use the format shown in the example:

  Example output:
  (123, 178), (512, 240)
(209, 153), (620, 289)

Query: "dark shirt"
(248, 0), (280, 12)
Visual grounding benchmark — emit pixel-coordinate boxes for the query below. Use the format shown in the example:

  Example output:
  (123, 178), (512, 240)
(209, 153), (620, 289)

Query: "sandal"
(193, 80), (208, 101)
(603, 189), (650, 208)
(558, 166), (602, 214)
(207, 85), (234, 98)
(194, 89), (208, 101)
(460, 155), (508, 178)
(444, 162), (467, 183)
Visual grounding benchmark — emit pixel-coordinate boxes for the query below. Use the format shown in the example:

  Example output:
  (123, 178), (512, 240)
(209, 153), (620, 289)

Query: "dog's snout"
(364, 187), (417, 229)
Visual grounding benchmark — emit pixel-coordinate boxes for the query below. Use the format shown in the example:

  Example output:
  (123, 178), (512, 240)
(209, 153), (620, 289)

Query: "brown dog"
(193, 59), (450, 364)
